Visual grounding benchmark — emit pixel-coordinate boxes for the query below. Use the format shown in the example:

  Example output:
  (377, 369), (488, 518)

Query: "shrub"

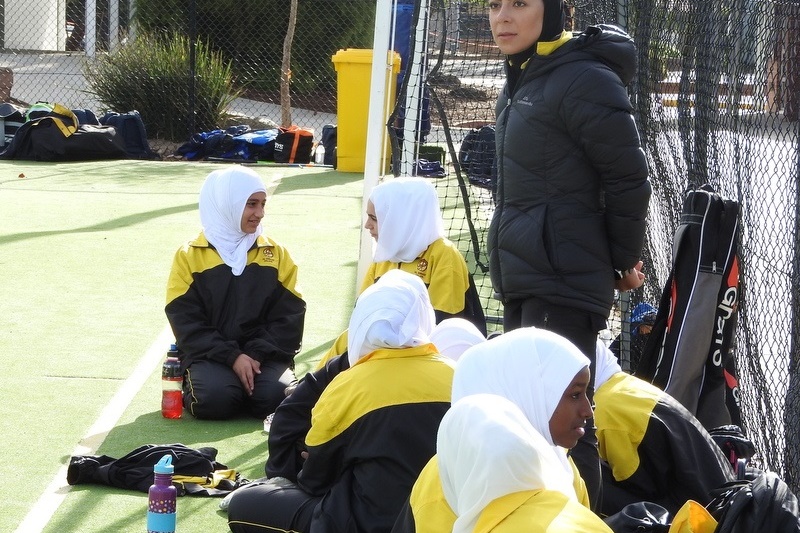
(131, 0), (375, 95)
(83, 32), (240, 141)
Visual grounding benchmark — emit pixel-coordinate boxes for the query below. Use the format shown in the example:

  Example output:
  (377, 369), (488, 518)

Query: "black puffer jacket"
(488, 25), (651, 316)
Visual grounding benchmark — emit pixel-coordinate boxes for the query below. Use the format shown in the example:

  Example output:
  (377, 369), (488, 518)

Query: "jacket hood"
(523, 24), (638, 86)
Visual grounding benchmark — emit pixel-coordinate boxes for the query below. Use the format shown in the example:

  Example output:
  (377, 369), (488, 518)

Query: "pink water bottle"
(161, 344), (182, 419)
(147, 454), (176, 533)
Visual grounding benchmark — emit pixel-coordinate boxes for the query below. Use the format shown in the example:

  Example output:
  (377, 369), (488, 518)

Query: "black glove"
(709, 424), (757, 462)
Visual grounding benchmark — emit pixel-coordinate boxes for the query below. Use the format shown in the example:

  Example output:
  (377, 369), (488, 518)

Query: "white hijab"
(430, 318), (486, 362)
(452, 327), (590, 474)
(346, 269), (436, 366)
(438, 394), (577, 533)
(594, 339), (622, 390)
(199, 165), (267, 276)
(370, 177), (445, 263)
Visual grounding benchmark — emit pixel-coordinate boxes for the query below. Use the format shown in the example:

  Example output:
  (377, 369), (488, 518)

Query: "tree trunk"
(280, 0), (298, 128)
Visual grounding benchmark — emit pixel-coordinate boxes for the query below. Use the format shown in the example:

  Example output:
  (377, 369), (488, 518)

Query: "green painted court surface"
(0, 160), (364, 532)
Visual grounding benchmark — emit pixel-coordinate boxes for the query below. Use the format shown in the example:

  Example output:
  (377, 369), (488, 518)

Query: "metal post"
(400, 0), (429, 176)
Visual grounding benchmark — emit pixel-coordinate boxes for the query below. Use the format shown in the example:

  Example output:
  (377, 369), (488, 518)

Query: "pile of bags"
(176, 124), (317, 164)
(0, 101), (157, 161)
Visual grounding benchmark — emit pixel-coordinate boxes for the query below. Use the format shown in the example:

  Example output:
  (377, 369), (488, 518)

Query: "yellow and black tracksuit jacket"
(362, 238), (485, 333)
(266, 353), (350, 481)
(391, 455), (591, 533)
(594, 372), (735, 516)
(297, 344), (454, 533)
(165, 232), (305, 370)
(472, 490), (613, 533)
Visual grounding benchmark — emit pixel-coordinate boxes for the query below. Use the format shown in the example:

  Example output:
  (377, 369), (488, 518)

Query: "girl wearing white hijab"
(368, 176), (444, 263)
(199, 165), (267, 275)
(452, 327), (593, 478)
(166, 165), (305, 420)
(315, 177), (486, 369)
(345, 268), (437, 365)
(429, 317), (487, 362)
(228, 269), (455, 533)
(438, 394), (612, 533)
(390, 327), (594, 533)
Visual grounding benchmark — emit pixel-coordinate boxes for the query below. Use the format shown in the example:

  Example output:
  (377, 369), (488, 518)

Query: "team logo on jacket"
(417, 259), (428, 274)
(262, 248), (275, 262)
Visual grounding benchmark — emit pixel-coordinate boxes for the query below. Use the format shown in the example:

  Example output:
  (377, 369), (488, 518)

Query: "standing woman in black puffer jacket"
(486, 0), (652, 512)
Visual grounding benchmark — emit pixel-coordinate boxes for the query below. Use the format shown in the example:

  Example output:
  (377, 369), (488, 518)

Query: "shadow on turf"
(47, 486), (153, 532)
(97, 410), (268, 460)
(269, 168), (364, 195)
(0, 203), (197, 245)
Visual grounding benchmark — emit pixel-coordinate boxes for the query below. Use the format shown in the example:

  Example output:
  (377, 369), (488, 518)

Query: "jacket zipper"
(495, 97), (512, 302)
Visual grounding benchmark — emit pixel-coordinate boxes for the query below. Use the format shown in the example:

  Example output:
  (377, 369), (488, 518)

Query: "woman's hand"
(615, 260), (645, 292)
(233, 353), (261, 395)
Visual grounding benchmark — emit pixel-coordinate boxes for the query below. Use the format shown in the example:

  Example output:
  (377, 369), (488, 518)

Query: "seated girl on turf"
(593, 340), (735, 516)
(165, 165), (305, 420)
(316, 176), (486, 368)
(263, 315), (486, 483)
(227, 269), (455, 533)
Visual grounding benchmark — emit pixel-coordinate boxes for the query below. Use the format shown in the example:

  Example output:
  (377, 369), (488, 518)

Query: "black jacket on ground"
(489, 25), (651, 316)
(66, 444), (225, 493)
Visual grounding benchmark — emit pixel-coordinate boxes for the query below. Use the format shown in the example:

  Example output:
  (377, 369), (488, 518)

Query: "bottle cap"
(154, 454), (175, 474)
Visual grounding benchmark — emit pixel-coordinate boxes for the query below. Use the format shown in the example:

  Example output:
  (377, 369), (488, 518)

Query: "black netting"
(386, 0), (800, 494)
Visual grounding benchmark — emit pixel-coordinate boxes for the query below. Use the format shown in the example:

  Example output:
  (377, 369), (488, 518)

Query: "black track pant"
(228, 478), (318, 533)
(184, 359), (295, 420)
(504, 297), (605, 513)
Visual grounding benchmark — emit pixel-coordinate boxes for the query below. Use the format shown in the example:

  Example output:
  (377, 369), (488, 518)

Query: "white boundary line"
(14, 326), (175, 533)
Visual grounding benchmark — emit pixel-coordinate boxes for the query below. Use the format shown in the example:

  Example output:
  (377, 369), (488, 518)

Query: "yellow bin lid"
(331, 48), (401, 71)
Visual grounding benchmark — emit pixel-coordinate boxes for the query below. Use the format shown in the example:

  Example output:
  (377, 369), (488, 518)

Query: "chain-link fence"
(0, 0), (368, 150)
(1, 0), (799, 493)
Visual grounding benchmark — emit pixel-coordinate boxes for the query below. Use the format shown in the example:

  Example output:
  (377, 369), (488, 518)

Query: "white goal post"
(358, 0), (431, 289)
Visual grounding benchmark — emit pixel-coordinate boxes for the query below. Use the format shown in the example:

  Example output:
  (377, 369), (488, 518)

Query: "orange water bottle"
(161, 344), (182, 419)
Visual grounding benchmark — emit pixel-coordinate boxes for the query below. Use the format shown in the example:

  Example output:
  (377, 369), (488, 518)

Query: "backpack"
(0, 102), (26, 147)
(175, 126), (281, 162)
(274, 125), (313, 164)
(72, 108), (100, 125)
(99, 110), (159, 160)
(320, 124), (337, 166)
(231, 128), (280, 161)
(458, 124), (497, 194)
(636, 184), (741, 429)
(707, 469), (800, 532)
(175, 128), (234, 161)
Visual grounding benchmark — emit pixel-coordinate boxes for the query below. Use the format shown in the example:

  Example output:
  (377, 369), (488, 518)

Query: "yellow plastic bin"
(331, 49), (401, 173)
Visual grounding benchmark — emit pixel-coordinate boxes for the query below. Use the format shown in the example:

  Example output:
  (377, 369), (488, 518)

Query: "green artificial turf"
(0, 160), (364, 532)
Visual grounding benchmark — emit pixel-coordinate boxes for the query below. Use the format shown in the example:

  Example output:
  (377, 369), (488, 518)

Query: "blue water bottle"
(147, 454), (176, 533)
